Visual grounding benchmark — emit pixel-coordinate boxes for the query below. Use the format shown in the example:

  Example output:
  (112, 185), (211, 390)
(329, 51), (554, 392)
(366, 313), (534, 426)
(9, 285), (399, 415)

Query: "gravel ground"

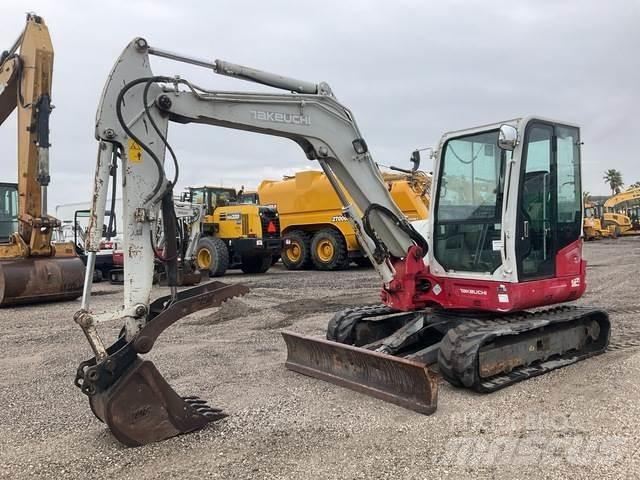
(1, 237), (639, 479)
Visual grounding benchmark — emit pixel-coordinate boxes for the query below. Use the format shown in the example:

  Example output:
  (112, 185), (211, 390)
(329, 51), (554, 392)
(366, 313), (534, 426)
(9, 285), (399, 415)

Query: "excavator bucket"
(0, 257), (84, 306)
(89, 358), (226, 447)
(76, 280), (249, 446)
(282, 331), (438, 414)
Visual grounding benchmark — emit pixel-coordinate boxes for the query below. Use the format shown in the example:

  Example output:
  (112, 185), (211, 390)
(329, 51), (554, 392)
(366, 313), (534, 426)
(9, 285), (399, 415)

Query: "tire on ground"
(195, 236), (229, 277)
(310, 228), (349, 271)
(281, 230), (312, 270)
(240, 254), (272, 274)
(353, 256), (372, 268)
(93, 269), (103, 283)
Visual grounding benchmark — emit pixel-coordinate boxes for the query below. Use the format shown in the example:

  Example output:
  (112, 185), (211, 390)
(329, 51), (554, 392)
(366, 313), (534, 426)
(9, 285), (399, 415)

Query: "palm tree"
(603, 169), (624, 195)
(628, 182), (640, 190)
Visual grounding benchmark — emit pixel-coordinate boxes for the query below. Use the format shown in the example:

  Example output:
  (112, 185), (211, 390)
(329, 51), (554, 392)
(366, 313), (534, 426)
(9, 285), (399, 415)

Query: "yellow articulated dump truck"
(257, 170), (430, 270)
(183, 186), (281, 276)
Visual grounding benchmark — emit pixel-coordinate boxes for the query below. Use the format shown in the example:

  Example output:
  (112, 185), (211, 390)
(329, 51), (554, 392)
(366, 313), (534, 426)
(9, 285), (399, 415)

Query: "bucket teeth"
(183, 396), (227, 418)
(183, 395), (207, 403)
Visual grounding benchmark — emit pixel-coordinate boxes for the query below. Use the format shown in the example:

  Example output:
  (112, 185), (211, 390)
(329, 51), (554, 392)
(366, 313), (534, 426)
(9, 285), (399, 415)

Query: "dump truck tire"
(311, 229), (349, 271)
(196, 237), (229, 277)
(240, 254), (272, 274)
(281, 230), (312, 270)
(353, 257), (371, 268)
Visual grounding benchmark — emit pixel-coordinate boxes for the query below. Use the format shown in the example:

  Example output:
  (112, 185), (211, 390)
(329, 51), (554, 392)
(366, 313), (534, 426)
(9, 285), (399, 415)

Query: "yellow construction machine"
(0, 14), (84, 305)
(603, 187), (640, 235)
(258, 168), (430, 270)
(182, 185), (281, 275)
(582, 201), (613, 240)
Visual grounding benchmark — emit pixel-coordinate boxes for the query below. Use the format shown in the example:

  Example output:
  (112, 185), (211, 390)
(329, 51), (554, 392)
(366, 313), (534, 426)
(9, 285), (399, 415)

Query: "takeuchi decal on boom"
(250, 110), (311, 126)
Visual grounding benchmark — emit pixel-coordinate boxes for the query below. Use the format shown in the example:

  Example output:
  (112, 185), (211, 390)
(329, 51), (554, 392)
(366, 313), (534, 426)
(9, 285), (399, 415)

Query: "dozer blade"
(89, 358), (226, 447)
(0, 257), (84, 306)
(282, 331), (438, 414)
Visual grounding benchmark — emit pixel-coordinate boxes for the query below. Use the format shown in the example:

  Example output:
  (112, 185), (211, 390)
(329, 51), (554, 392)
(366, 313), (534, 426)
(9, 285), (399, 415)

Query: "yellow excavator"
(603, 187), (640, 235)
(0, 14), (84, 305)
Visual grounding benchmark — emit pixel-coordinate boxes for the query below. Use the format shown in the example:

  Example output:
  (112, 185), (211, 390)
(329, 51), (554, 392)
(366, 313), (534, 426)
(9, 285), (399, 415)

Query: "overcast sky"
(1, 0), (638, 210)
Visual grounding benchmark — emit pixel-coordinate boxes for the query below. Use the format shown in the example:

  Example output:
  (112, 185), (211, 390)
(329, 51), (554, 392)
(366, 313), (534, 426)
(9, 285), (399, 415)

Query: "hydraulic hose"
(362, 203), (429, 260)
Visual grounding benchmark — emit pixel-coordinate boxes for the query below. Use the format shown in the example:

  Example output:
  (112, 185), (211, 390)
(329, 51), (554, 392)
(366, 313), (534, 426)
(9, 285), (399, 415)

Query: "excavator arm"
(78, 36), (432, 350)
(75, 37), (433, 446)
(1, 14), (54, 242)
(604, 187), (640, 209)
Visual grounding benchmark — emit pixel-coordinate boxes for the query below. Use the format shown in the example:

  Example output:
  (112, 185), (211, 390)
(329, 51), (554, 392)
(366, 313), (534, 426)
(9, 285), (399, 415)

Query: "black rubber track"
(327, 304), (397, 344)
(438, 306), (610, 393)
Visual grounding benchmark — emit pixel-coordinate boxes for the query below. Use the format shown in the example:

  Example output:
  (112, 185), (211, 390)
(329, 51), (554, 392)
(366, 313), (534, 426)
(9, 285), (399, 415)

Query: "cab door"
(516, 122), (582, 281)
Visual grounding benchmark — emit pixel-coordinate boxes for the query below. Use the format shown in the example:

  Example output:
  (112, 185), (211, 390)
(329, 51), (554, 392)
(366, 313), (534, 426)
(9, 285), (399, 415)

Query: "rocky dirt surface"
(1, 237), (639, 479)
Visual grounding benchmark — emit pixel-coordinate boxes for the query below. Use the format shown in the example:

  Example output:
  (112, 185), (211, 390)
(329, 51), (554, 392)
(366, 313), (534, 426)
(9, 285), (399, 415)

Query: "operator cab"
(0, 183), (18, 243)
(183, 186), (239, 215)
(237, 191), (259, 205)
(430, 117), (583, 283)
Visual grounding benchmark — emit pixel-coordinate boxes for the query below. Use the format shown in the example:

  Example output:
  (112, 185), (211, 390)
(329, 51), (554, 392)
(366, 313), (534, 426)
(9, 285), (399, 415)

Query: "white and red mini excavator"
(74, 37), (609, 446)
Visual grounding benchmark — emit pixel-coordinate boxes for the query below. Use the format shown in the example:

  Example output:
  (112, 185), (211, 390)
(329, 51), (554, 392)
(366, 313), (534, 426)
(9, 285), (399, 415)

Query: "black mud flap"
(282, 331), (438, 414)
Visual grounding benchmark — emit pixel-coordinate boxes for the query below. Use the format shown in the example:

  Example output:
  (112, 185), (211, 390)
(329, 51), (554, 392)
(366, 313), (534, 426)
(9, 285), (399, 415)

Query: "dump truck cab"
(184, 186), (281, 276)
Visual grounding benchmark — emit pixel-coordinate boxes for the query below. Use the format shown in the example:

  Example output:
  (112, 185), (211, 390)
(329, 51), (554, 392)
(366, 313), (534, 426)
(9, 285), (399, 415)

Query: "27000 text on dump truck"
(258, 169), (430, 270)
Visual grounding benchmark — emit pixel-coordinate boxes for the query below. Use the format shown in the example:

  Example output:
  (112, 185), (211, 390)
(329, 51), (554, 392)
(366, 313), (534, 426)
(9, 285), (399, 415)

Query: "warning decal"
(128, 139), (143, 163)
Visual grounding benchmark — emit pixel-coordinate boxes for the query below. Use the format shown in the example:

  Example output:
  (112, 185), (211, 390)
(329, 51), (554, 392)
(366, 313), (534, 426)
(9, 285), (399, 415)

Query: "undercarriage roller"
(0, 257), (84, 306)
